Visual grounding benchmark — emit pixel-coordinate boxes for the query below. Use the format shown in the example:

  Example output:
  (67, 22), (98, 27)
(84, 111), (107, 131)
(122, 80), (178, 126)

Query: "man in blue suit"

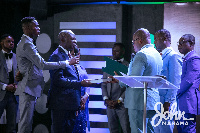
(154, 29), (182, 133)
(122, 28), (163, 133)
(47, 30), (92, 133)
(0, 34), (18, 133)
(177, 34), (200, 133)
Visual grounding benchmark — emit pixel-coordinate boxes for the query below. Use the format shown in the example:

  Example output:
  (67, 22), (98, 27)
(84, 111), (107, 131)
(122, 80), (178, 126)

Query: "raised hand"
(15, 71), (23, 82)
(68, 56), (80, 65)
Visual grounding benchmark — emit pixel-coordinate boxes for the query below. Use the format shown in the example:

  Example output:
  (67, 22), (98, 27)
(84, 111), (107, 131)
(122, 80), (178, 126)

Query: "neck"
(2, 48), (11, 53)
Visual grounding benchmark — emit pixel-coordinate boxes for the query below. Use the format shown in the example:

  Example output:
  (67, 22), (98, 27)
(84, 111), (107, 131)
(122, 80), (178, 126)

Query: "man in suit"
(0, 34), (18, 133)
(47, 30), (92, 133)
(15, 17), (79, 133)
(154, 29), (182, 133)
(122, 28), (163, 133)
(101, 43), (131, 133)
(176, 34), (200, 133)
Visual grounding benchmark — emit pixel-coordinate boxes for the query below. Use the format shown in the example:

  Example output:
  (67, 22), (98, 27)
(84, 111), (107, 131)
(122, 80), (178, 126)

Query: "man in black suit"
(47, 30), (92, 133)
(0, 34), (18, 133)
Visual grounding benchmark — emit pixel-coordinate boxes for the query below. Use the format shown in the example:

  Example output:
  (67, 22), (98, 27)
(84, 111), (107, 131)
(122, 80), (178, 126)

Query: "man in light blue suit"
(154, 29), (182, 133)
(15, 17), (79, 133)
(123, 28), (163, 133)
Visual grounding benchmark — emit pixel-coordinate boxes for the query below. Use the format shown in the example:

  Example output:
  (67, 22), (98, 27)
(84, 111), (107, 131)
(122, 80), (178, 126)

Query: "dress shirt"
(160, 47), (173, 56)
(2, 49), (13, 90)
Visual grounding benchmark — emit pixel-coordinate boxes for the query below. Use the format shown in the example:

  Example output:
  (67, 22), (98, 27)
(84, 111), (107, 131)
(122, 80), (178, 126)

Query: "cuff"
(65, 60), (69, 67)
(103, 96), (108, 101)
(2, 84), (7, 90)
(118, 97), (123, 102)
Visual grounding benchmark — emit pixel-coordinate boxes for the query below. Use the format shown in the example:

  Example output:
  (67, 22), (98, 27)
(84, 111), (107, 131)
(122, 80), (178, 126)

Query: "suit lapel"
(12, 53), (17, 80)
(162, 48), (172, 60)
(0, 51), (9, 75)
(58, 47), (79, 80)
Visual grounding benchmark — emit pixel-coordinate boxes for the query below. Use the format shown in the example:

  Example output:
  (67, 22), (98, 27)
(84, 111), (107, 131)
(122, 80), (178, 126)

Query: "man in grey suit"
(154, 29), (182, 133)
(0, 34), (18, 133)
(120, 28), (163, 133)
(15, 17), (79, 133)
(101, 43), (131, 133)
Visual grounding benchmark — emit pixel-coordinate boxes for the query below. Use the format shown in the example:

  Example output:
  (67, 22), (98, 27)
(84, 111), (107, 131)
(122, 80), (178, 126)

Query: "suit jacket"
(15, 34), (66, 98)
(0, 51), (18, 102)
(177, 51), (200, 115)
(47, 47), (82, 110)
(101, 60), (129, 101)
(159, 47), (182, 104)
(124, 44), (163, 110)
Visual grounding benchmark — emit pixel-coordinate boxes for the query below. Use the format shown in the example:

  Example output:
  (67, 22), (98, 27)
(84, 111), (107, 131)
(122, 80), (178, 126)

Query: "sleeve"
(165, 54), (182, 103)
(101, 72), (109, 100)
(128, 52), (146, 76)
(49, 53), (81, 91)
(177, 57), (200, 97)
(23, 43), (67, 70)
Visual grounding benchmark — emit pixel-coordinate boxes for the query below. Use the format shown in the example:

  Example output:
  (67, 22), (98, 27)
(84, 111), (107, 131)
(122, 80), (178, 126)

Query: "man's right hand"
(69, 56), (80, 65)
(6, 84), (16, 92)
(81, 79), (92, 87)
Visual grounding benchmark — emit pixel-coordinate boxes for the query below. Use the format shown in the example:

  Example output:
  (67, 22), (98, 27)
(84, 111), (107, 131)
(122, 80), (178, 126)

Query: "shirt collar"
(140, 44), (154, 50)
(59, 45), (68, 54)
(1, 49), (13, 54)
(183, 50), (194, 59)
(161, 47), (173, 55)
(23, 34), (33, 43)
(115, 58), (124, 62)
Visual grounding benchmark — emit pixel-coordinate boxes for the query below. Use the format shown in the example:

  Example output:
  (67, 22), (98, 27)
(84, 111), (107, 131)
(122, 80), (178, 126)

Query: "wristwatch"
(117, 99), (121, 104)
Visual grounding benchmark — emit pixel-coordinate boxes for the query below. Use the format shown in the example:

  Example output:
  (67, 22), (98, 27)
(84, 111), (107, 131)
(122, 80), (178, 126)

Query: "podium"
(113, 75), (179, 133)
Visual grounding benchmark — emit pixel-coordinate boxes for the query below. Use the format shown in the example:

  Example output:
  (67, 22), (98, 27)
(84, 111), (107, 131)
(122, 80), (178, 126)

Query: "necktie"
(5, 53), (13, 59)
(74, 65), (79, 80)
(160, 53), (163, 56)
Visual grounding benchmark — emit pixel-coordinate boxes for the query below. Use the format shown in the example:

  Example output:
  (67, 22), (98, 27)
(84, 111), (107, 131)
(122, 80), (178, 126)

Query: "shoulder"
(122, 60), (129, 66)
(22, 42), (35, 51)
(49, 48), (60, 61)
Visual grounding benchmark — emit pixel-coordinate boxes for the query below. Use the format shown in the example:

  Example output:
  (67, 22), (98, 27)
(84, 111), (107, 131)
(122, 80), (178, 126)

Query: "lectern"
(114, 75), (179, 133)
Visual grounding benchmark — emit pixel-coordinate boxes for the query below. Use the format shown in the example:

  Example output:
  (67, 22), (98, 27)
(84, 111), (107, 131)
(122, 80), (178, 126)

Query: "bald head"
(58, 30), (75, 42)
(58, 30), (77, 51)
(132, 28), (151, 52)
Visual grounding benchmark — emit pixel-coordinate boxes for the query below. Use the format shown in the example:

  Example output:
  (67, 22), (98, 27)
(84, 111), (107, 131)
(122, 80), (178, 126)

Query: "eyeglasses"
(132, 38), (139, 45)
(177, 40), (191, 46)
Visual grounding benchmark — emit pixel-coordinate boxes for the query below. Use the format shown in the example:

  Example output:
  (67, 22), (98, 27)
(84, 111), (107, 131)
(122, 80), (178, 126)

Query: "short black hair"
(21, 17), (36, 25)
(156, 29), (171, 42)
(113, 43), (125, 51)
(182, 34), (195, 45)
(0, 34), (13, 42)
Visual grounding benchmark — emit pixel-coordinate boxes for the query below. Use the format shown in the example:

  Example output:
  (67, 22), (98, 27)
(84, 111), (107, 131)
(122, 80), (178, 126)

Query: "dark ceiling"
(0, 0), (187, 5)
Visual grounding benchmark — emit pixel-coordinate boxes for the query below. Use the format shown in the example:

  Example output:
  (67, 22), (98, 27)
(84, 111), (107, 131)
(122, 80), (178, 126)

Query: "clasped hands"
(105, 99), (121, 109)
(107, 71), (119, 83)
(6, 83), (17, 93)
